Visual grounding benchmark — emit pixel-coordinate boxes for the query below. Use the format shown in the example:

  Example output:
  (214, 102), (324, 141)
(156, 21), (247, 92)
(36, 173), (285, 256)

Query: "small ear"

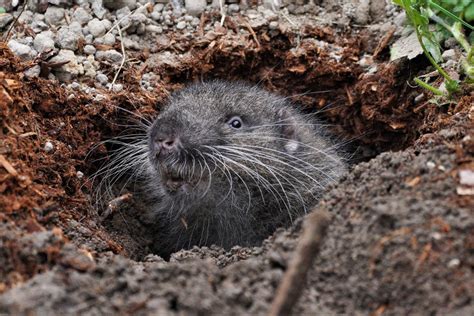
(277, 108), (299, 154)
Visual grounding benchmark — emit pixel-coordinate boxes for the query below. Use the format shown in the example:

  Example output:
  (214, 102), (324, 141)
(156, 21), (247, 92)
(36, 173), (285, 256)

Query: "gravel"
(72, 7), (92, 25)
(83, 44), (97, 55)
(185, 0), (207, 16)
(43, 141), (54, 152)
(0, 13), (14, 28)
(87, 18), (107, 38)
(44, 6), (65, 25)
(33, 31), (55, 53)
(7, 39), (37, 60)
(95, 49), (123, 64)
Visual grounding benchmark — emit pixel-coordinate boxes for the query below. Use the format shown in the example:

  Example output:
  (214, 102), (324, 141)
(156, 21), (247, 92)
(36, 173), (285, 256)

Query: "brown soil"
(1, 7), (473, 315)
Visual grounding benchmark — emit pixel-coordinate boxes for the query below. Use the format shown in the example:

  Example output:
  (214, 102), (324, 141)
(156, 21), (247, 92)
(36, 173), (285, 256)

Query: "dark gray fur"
(141, 81), (346, 256)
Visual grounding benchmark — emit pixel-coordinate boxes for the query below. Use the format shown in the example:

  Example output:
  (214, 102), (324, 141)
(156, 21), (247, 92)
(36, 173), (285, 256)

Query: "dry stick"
(268, 210), (331, 316)
(110, 25), (126, 90)
(219, 0), (226, 26)
(4, 3), (27, 41)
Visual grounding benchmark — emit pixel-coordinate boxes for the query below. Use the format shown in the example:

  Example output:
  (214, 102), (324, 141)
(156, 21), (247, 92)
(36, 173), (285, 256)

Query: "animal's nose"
(155, 136), (181, 157)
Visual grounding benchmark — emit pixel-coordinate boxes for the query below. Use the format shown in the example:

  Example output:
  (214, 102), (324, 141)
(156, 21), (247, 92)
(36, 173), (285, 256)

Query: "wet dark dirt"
(1, 9), (474, 315)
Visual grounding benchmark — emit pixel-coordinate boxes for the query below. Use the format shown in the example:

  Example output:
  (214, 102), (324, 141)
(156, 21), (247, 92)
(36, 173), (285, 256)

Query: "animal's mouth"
(159, 165), (200, 193)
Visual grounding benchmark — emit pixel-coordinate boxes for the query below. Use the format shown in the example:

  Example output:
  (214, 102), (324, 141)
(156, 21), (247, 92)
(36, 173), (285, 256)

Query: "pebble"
(7, 39), (37, 60)
(70, 82), (81, 90)
(56, 27), (81, 50)
(83, 44), (96, 55)
(96, 73), (109, 84)
(96, 49), (123, 64)
(91, 0), (107, 19)
(447, 258), (460, 268)
(426, 161), (436, 169)
(88, 18), (107, 38)
(103, 0), (136, 10)
(72, 7), (92, 25)
(146, 25), (163, 34)
(269, 21), (279, 30)
(24, 65), (41, 78)
(154, 4), (164, 12)
(44, 141), (54, 152)
(33, 31), (55, 52)
(229, 4), (240, 13)
(150, 12), (161, 21)
(0, 13), (14, 28)
(102, 33), (116, 46)
(76, 171), (84, 179)
(459, 170), (474, 186)
(441, 49), (456, 61)
(176, 21), (187, 30)
(44, 6), (65, 25)
(185, 0), (206, 16)
(111, 83), (123, 92)
(49, 49), (84, 82)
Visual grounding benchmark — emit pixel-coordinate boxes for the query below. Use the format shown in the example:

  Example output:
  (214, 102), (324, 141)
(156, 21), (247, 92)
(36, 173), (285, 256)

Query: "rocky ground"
(0, 0), (473, 315)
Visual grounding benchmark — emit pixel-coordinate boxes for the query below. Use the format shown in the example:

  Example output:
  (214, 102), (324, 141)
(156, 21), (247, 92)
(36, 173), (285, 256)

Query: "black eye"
(228, 116), (243, 129)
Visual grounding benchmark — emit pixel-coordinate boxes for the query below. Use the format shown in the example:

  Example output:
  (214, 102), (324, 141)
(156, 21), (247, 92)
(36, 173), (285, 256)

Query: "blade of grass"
(428, 0), (474, 31)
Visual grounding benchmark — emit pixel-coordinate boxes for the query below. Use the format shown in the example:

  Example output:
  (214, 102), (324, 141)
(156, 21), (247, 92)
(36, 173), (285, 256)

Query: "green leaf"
(0, 7), (6, 14)
(422, 36), (443, 62)
(465, 3), (474, 22)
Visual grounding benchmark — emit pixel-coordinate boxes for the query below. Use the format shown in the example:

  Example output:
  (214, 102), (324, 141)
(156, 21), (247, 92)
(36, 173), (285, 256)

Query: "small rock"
(76, 171), (84, 179)
(426, 161), (436, 169)
(459, 170), (474, 186)
(176, 21), (187, 30)
(103, 0), (136, 10)
(44, 6), (65, 25)
(88, 18), (107, 37)
(441, 49), (456, 61)
(44, 141), (54, 152)
(447, 258), (460, 268)
(70, 82), (81, 90)
(83, 44), (96, 55)
(151, 11), (161, 21)
(0, 13), (14, 29)
(102, 33), (116, 46)
(111, 83), (123, 92)
(146, 25), (163, 34)
(56, 27), (81, 50)
(7, 39), (37, 60)
(24, 65), (41, 78)
(414, 93), (424, 104)
(72, 7), (92, 25)
(91, 0), (107, 19)
(49, 49), (84, 82)
(154, 3), (164, 12)
(269, 21), (279, 30)
(96, 73), (108, 84)
(185, 0), (206, 16)
(33, 32), (55, 53)
(229, 4), (240, 13)
(95, 49), (123, 64)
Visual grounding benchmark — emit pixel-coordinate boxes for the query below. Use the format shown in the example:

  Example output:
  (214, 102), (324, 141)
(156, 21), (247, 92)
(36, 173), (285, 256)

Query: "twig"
(100, 193), (132, 222)
(268, 210), (331, 316)
(219, 0), (226, 26)
(4, 3), (27, 41)
(110, 25), (126, 90)
(0, 154), (18, 177)
(242, 20), (260, 49)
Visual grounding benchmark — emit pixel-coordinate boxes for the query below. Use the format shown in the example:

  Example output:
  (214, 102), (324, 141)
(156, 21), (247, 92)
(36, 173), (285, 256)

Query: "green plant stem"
(427, 0), (474, 31)
(414, 77), (444, 95)
(401, 0), (456, 91)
